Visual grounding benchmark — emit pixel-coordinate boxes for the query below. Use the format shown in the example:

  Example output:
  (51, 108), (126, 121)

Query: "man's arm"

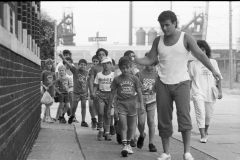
(186, 34), (221, 81)
(107, 89), (117, 117)
(134, 36), (160, 66)
(89, 74), (95, 95)
(57, 52), (73, 70)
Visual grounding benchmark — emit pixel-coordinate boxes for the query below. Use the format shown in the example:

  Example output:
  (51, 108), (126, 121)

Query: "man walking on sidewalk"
(132, 10), (221, 160)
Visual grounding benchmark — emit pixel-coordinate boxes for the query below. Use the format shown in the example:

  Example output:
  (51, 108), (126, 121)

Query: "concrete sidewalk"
(27, 122), (84, 160)
(27, 92), (240, 160)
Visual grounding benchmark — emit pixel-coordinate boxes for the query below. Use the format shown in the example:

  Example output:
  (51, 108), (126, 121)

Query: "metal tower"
(57, 7), (76, 46)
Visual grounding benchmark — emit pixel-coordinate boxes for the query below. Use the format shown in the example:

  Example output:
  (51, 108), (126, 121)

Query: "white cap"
(101, 57), (112, 64)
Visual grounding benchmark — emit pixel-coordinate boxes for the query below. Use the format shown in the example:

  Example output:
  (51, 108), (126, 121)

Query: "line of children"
(89, 48), (115, 130)
(135, 52), (158, 152)
(41, 58), (56, 123)
(88, 55), (99, 128)
(58, 52), (89, 126)
(92, 57), (115, 141)
(54, 65), (71, 123)
(108, 56), (145, 157)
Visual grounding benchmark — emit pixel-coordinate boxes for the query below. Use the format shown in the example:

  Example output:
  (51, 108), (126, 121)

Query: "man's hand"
(139, 104), (145, 115)
(90, 93), (96, 100)
(107, 105), (112, 117)
(57, 52), (64, 59)
(212, 70), (221, 83)
(218, 92), (223, 99)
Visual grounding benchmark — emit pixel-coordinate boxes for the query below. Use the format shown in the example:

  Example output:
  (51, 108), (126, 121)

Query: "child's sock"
(127, 140), (131, 145)
(98, 122), (103, 131)
(122, 140), (127, 146)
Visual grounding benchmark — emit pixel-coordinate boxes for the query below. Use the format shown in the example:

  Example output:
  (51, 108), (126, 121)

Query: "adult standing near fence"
(132, 10), (222, 160)
(188, 40), (223, 143)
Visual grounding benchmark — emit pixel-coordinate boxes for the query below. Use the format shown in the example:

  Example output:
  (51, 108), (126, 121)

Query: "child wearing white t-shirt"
(188, 40), (223, 143)
(92, 57), (115, 141)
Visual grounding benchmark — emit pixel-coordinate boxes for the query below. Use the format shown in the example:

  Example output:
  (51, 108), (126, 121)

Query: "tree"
(40, 9), (55, 60)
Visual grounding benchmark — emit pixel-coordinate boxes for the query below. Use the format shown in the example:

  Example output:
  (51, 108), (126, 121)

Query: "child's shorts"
(73, 92), (88, 102)
(96, 91), (110, 105)
(59, 93), (69, 103)
(117, 97), (137, 116)
(143, 94), (156, 111)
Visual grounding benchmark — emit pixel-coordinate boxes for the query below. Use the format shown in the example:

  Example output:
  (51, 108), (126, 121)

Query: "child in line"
(40, 58), (56, 123)
(58, 52), (89, 126)
(92, 57), (115, 141)
(88, 55), (99, 128)
(63, 57), (74, 119)
(54, 65), (71, 123)
(135, 52), (158, 152)
(108, 56), (145, 157)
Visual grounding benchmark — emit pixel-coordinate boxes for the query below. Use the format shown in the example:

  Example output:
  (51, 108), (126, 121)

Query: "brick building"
(0, 2), (41, 160)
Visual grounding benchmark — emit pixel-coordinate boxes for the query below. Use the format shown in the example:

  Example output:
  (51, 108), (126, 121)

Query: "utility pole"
(229, 1), (233, 89)
(170, 1), (172, 11)
(129, 1), (133, 46)
(54, 20), (57, 67)
(96, 31), (99, 49)
(202, 1), (209, 40)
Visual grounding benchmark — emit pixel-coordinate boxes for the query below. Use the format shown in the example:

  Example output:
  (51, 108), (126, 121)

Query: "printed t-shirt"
(70, 67), (88, 94)
(40, 70), (56, 96)
(89, 64), (115, 79)
(94, 72), (115, 92)
(135, 70), (158, 95)
(65, 71), (73, 92)
(110, 74), (141, 100)
(55, 76), (70, 94)
(188, 58), (223, 102)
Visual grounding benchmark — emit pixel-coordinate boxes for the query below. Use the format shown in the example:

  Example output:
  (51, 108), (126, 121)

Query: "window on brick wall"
(10, 8), (13, 33)
(0, 2), (3, 26)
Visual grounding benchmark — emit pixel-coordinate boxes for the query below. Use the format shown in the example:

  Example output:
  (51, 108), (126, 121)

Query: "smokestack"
(129, 1), (133, 46)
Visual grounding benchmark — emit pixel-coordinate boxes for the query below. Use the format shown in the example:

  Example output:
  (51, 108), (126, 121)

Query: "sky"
(41, 1), (240, 49)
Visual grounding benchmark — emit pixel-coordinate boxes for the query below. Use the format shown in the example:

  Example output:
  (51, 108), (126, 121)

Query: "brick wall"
(0, 44), (41, 160)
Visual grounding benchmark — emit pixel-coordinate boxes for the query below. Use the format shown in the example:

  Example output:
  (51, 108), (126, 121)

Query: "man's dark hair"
(124, 50), (134, 57)
(92, 55), (99, 61)
(158, 10), (178, 28)
(112, 59), (116, 66)
(96, 48), (108, 57)
(197, 40), (212, 58)
(63, 50), (72, 57)
(118, 56), (131, 68)
(63, 57), (73, 65)
(78, 59), (87, 65)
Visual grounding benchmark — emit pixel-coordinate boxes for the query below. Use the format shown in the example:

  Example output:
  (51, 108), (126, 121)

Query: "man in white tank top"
(132, 11), (221, 160)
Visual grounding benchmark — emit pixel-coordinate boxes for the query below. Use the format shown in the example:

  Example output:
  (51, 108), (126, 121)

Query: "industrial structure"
(57, 7), (76, 46)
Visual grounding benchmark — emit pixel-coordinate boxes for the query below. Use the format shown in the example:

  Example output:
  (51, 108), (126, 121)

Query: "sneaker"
(51, 118), (57, 122)
(81, 121), (89, 127)
(110, 125), (116, 135)
(183, 152), (194, 160)
(73, 117), (79, 123)
(97, 131), (103, 141)
(157, 153), (171, 160)
(45, 117), (54, 123)
(97, 123), (100, 130)
(127, 144), (133, 154)
(59, 117), (66, 124)
(137, 133), (146, 149)
(121, 145), (128, 157)
(199, 137), (208, 143)
(91, 118), (97, 129)
(149, 143), (157, 152)
(105, 134), (112, 141)
(116, 133), (122, 144)
(68, 115), (74, 124)
(130, 139), (136, 147)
